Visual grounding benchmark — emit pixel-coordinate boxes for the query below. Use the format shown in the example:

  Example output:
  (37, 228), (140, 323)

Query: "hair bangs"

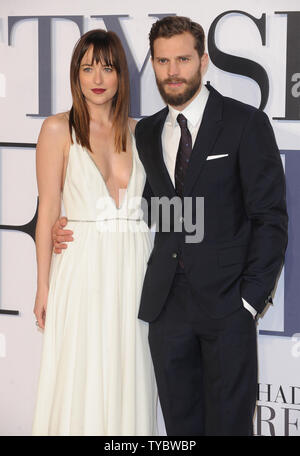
(85, 35), (118, 71)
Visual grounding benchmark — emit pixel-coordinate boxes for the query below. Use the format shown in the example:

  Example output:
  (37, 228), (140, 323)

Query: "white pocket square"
(206, 154), (229, 160)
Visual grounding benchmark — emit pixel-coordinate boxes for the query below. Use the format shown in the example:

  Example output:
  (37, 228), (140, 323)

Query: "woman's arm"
(34, 115), (69, 328)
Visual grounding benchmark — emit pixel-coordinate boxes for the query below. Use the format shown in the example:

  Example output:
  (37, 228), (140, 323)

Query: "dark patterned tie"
(174, 113), (192, 197)
(174, 114), (192, 270)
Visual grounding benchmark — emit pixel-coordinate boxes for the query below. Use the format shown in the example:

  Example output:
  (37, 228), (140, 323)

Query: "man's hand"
(52, 216), (74, 253)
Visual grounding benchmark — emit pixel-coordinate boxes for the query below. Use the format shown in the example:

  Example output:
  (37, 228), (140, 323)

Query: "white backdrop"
(0, 0), (299, 436)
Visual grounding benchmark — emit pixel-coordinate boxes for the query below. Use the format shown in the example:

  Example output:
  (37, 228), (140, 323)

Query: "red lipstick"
(92, 88), (106, 94)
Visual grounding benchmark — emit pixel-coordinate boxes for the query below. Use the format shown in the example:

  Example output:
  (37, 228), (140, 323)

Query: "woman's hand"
(34, 289), (48, 329)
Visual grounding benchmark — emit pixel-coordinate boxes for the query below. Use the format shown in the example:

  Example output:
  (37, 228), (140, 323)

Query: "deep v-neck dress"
(32, 131), (157, 436)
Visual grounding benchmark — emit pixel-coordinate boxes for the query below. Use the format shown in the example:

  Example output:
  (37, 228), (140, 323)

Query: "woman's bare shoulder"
(38, 112), (70, 149)
(128, 117), (138, 135)
(41, 112), (69, 135)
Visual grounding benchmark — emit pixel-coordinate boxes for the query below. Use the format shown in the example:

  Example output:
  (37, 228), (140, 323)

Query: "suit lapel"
(149, 108), (176, 199)
(184, 85), (224, 196)
(146, 85), (224, 199)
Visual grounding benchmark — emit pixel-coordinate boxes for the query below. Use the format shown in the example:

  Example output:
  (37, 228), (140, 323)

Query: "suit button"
(172, 253), (178, 259)
(265, 295), (272, 304)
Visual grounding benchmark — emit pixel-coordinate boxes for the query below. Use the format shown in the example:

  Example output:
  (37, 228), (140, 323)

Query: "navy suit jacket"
(135, 83), (288, 322)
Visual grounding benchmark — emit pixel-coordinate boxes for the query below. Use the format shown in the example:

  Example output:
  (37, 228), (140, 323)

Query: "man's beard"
(155, 65), (202, 107)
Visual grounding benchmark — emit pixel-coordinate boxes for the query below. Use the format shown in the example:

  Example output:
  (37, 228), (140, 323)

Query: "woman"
(32, 29), (157, 436)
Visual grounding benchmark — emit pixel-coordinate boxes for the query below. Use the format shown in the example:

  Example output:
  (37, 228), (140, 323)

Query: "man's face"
(152, 32), (208, 110)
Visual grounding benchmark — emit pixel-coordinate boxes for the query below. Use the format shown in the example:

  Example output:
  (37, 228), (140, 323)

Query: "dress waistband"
(68, 218), (144, 222)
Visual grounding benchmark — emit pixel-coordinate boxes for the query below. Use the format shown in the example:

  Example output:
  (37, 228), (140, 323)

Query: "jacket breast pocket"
(203, 152), (234, 181)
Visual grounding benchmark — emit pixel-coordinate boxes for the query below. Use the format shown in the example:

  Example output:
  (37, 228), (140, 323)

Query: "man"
(53, 17), (288, 435)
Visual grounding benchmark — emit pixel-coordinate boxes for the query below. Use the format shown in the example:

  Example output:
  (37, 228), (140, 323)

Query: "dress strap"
(128, 119), (138, 138)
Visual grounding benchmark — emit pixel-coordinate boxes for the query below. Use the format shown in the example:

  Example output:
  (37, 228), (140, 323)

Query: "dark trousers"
(148, 271), (258, 436)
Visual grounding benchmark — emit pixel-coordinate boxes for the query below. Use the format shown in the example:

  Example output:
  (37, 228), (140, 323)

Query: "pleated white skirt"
(32, 220), (157, 436)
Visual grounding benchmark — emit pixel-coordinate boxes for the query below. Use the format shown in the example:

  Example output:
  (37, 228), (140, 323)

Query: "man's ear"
(201, 52), (209, 76)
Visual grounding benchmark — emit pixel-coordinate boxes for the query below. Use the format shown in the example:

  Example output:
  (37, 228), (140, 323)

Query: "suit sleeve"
(239, 109), (288, 314)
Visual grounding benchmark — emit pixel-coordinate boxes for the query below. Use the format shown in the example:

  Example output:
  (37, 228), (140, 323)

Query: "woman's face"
(79, 45), (118, 109)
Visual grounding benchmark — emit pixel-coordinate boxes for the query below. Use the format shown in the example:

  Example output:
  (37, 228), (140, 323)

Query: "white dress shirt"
(162, 85), (209, 186)
(161, 85), (257, 319)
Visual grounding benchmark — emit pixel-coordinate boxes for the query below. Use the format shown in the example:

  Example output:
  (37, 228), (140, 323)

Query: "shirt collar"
(166, 84), (210, 128)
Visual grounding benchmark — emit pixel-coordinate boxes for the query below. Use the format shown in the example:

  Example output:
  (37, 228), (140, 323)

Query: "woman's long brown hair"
(69, 29), (130, 153)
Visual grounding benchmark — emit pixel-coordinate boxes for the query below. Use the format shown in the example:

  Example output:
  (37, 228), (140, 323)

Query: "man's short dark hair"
(149, 16), (205, 59)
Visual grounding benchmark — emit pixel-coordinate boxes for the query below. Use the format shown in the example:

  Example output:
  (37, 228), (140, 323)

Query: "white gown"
(32, 131), (157, 436)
